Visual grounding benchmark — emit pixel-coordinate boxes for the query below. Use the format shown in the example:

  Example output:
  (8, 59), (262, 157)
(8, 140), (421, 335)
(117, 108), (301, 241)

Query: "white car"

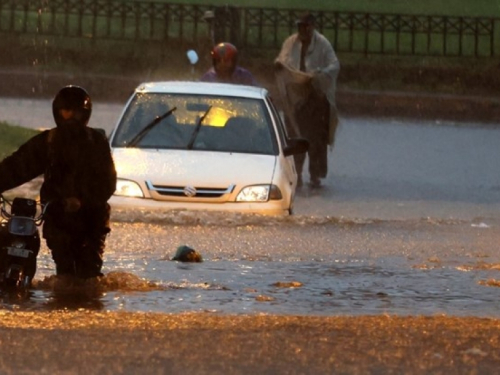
(108, 81), (308, 215)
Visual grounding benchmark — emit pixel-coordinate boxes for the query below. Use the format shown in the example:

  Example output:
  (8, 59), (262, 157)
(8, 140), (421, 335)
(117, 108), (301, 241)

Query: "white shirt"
(276, 30), (340, 144)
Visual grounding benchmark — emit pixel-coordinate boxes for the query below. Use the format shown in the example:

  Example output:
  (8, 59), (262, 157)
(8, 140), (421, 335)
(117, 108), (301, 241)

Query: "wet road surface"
(2, 312), (500, 375)
(1, 100), (499, 316)
(1, 98), (500, 373)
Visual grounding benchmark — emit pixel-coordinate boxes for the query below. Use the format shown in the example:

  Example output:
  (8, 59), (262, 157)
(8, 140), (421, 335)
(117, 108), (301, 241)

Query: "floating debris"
(256, 295), (275, 302)
(172, 245), (203, 263)
(478, 279), (500, 287)
(272, 281), (303, 288)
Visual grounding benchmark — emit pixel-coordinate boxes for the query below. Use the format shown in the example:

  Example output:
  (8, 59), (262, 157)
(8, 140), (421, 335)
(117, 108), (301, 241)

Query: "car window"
(111, 92), (277, 155)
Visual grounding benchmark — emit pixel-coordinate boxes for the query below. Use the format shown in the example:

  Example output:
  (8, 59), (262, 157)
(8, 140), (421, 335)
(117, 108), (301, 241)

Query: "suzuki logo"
(183, 185), (197, 197)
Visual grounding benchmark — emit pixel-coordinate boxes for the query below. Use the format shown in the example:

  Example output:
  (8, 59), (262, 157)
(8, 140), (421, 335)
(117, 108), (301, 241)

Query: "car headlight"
(236, 185), (282, 202)
(114, 179), (144, 198)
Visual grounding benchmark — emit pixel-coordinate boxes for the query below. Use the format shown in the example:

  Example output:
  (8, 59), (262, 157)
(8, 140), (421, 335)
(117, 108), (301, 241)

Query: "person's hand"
(274, 60), (285, 71)
(311, 69), (323, 86)
(63, 197), (81, 213)
(312, 68), (323, 78)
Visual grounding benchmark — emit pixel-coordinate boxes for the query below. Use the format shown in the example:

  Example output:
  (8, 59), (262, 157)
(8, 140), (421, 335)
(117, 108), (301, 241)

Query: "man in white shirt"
(275, 12), (340, 188)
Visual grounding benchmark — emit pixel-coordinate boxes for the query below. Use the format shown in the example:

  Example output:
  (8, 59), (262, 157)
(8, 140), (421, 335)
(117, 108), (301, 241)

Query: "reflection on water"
(1, 170), (500, 316)
(3, 103), (500, 318)
(0, 208), (499, 317)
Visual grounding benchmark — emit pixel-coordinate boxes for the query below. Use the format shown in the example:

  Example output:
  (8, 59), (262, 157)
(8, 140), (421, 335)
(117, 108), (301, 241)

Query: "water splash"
(110, 207), (465, 228)
(34, 271), (164, 293)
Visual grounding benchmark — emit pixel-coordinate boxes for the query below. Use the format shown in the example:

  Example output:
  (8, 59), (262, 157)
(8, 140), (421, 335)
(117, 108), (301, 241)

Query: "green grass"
(4, 1), (500, 58)
(148, 0), (500, 17)
(0, 122), (40, 160)
(1, 1), (499, 97)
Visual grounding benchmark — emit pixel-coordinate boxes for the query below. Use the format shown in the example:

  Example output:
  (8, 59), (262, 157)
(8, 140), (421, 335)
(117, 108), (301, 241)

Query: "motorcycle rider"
(0, 86), (117, 280)
(200, 42), (258, 86)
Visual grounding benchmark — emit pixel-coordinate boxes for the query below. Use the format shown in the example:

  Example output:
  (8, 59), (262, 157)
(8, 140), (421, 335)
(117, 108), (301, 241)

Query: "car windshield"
(112, 92), (277, 155)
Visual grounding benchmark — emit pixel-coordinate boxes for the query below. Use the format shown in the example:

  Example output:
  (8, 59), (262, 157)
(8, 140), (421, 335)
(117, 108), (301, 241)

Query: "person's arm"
(0, 131), (48, 193)
(311, 33), (340, 99)
(199, 68), (217, 82)
(83, 130), (117, 205)
(274, 35), (296, 69)
(75, 129), (116, 209)
(247, 72), (259, 86)
(316, 33), (340, 77)
(236, 67), (259, 86)
(97, 140), (117, 202)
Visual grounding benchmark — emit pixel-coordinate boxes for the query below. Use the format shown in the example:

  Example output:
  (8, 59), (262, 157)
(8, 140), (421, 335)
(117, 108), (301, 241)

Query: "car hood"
(112, 148), (277, 186)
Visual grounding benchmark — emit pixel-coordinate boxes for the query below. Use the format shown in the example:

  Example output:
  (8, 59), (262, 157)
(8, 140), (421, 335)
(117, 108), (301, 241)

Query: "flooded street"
(14, 216), (496, 317)
(2, 98), (500, 374)
(2, 99), (500, 317)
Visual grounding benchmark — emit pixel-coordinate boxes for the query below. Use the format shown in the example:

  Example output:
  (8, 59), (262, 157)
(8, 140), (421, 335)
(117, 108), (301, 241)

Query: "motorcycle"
(0, 194), (48, 290)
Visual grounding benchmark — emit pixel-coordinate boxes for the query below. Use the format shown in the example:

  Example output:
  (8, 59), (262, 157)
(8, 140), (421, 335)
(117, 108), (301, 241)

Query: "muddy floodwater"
(2, 100), (500, 373)
(2, 111), (499, 317)
(2, 211), (500, 374)
(0, 212), (490, 317)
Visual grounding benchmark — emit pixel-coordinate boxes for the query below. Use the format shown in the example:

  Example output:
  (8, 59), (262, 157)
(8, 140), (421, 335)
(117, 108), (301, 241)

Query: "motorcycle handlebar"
(0, 195), (50, 223)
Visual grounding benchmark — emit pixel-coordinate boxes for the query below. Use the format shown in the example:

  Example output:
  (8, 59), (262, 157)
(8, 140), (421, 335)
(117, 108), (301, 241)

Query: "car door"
(265, 96), (298, 186)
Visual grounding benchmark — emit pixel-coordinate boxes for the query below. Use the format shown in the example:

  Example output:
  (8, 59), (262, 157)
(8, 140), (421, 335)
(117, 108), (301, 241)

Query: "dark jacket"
(200, 66), (258, 86)
(0, 126), (116, 212)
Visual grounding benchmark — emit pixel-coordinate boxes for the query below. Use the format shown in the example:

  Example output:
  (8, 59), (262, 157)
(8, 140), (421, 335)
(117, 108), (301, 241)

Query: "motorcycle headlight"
(236, 185), (282, 202)
(114, 179), (144, 198)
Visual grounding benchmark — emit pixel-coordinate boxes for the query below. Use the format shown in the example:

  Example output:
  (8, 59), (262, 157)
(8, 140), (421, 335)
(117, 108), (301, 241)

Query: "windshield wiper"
(127, 107), (177, 147)
(186, 106), (212, 150)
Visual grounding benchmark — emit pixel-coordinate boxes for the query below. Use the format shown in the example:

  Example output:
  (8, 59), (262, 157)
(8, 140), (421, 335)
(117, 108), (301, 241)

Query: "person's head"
(296, 12), (315, 44)
(52, 85), (92, 128)
(211, 42), (238, 80)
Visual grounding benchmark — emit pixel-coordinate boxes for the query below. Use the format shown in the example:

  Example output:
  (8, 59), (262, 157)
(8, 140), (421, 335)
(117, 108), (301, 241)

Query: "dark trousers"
(293, 93), (330, 181)
(42, 204), (110, 279)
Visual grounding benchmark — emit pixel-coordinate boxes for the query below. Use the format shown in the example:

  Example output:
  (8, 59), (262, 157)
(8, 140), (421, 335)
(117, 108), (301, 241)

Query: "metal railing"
(1, 0), (499, 57)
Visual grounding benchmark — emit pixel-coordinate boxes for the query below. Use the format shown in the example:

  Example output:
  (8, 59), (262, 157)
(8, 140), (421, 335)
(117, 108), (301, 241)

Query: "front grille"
(146, 181), (235, 199)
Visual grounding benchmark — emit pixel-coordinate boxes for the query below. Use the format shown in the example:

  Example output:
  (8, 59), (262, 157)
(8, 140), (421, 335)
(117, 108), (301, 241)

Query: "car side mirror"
(283, 138), (309, 157)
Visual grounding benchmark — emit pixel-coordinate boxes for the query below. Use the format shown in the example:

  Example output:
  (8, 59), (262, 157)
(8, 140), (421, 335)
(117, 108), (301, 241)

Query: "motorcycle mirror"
(187, 50), (199, 65)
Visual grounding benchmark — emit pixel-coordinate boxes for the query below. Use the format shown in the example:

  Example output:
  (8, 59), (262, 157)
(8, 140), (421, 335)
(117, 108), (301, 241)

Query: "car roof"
(135, 81), (268, 99)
